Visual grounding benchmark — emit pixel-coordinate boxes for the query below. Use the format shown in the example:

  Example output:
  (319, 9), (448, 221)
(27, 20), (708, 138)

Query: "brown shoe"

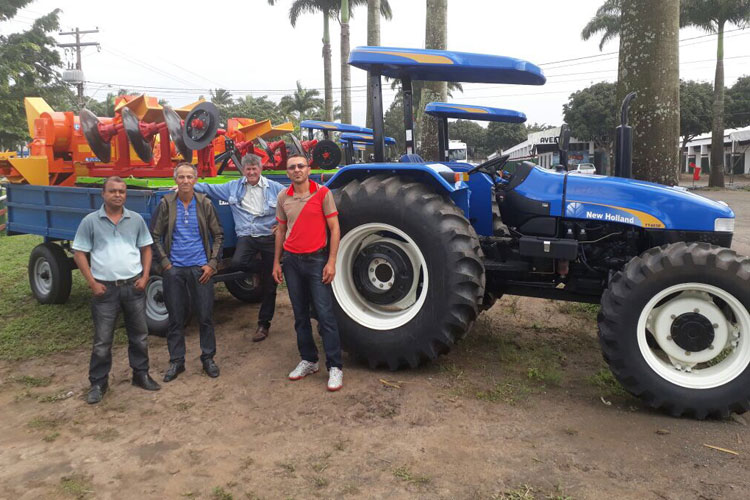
(252, 325), (269, 342)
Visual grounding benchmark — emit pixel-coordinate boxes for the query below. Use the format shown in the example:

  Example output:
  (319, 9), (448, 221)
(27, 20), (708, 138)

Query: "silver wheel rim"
(145, 276), (169, 323)
(332, 223), (428, 330)
(637, 282), (750, 389)
(33, 258), (53, 295)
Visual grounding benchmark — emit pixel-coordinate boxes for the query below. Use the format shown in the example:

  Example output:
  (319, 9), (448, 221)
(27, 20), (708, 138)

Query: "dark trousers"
(282, 252), (342, 370)
(89, 282), (149, 385)
(162, 266), (216, 363)
(232, 235), (277, 328)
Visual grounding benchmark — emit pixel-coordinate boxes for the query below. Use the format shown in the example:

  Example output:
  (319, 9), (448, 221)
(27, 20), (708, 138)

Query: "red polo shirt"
(275, 181), (338, 254)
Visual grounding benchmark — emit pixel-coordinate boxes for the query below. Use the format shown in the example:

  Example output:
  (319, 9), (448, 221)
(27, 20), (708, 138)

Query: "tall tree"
(210, 88), (233, 107)
(280, 81), (324, 123)
(563, 82), (618, 174)
(366, 0), (381, 128)
(340, 0), (351, 124)
(618, 0), (681, 184)
(269, 0), (391, 124)
(0, 4), (63, 150)
(581, 0), (622, 50)
(268, 0), (337, 121)
(681, 0), (750, 186)
(419, 0), (448, 160)
(680, 79), (713, 149)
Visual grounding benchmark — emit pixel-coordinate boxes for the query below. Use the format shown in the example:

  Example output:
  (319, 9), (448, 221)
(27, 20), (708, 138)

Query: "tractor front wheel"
(599, 243), (750, 418)
(333, 175), (485, 369)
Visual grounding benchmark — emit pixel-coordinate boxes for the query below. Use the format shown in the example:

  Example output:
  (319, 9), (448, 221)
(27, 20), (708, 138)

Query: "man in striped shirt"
(272, 154), (343, 391)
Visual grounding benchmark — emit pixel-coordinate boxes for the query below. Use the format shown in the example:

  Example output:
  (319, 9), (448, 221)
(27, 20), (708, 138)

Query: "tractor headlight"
(714, 218), (735, 233)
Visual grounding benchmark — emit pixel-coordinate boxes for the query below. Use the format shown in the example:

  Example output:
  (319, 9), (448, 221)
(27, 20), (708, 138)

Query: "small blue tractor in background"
(322, 46), (748, 419)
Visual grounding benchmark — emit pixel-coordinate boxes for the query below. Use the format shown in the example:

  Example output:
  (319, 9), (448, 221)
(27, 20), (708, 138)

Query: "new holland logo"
(566, 202), (636, 225)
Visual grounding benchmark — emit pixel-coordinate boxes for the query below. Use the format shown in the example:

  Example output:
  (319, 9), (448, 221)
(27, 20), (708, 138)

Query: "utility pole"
(58, 28), (100, 109)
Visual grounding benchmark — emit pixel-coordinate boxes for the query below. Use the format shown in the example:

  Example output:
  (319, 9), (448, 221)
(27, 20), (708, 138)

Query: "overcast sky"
(4, 0), (750, 129)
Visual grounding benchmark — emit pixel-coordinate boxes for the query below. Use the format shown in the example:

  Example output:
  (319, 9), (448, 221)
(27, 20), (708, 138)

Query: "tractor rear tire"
(332, 175), (485, 369)
(29, 243), (72, 304)
(598, 243), (750, 419)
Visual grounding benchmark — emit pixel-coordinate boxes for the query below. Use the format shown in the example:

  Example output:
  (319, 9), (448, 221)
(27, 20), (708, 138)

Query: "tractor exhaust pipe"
(614, 92), (637, 179)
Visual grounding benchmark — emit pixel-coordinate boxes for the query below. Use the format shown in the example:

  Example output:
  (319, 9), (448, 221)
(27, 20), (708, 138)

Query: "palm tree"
(420, 0), (448, 160)
(618, 0), (681, 184)
(269, 0), (391, 123)
(682, 0), (750, 187)
(581, 0), (622, 50)
(280, 81), (324, 123)
(210, 88), (234, 107)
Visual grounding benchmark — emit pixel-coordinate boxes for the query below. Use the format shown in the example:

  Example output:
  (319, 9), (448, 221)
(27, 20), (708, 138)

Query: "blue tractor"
(322, 46), (749, 419)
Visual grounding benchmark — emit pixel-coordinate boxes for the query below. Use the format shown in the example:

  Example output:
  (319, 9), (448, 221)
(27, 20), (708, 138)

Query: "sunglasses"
(287, 163), (309, 171)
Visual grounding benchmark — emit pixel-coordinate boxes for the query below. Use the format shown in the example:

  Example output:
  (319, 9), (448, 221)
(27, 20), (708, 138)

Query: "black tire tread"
(599, 242), (750, 418)
(335, 175), (485, 369)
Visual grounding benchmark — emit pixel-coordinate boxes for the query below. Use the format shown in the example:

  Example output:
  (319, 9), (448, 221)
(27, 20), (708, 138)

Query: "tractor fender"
(324, 163), (471, 214)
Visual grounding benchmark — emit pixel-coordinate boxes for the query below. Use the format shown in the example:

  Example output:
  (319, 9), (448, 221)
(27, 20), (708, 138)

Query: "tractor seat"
(399, 153), (425, 163)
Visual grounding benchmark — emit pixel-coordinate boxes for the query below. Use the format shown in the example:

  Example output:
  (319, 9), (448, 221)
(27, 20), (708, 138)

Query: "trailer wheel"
(225, 273), (263, 303)
(29, 243), (72, 304)
(599, 243), (750, 418)
(333, 175), (485, 369)
(144, 275), (193, 337)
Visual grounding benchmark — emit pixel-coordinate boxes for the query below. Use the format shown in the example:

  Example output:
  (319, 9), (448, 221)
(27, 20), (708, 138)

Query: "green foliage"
(563, 81), (617, 150)
(727, 75), (750, 128)
(581, 0), (622, 50)
(680, 79), (713, 144)
(0, 4), (65, 149)
(681, 0), (750, 33)
(279, 81), (323, 123)
(487, 121), (527, 154)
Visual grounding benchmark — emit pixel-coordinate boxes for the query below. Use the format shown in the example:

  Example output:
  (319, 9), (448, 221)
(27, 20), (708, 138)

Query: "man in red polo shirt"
(272, 154), (343, 391)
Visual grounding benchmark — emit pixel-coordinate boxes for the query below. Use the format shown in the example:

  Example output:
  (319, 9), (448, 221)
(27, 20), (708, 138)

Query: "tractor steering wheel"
(466, 154), (510, 178)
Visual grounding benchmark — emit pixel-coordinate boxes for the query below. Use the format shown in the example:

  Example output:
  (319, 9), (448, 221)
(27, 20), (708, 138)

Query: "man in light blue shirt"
(194, 153), (285, 342)
(72, 176), (161, 404)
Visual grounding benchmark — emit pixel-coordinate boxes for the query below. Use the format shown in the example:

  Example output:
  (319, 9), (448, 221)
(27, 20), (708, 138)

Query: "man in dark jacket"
(151, 163), (224, 381)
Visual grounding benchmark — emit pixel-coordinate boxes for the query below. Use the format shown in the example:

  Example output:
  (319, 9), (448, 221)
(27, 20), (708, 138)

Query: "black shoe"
(202, 358), (220, 378)
(86, 382), (108, 404)
(132, 372), (161, 391)
(163, 362), (185, 383)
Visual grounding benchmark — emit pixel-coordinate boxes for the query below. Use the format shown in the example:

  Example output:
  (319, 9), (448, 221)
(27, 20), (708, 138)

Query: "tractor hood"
(563, 173), (735, 232)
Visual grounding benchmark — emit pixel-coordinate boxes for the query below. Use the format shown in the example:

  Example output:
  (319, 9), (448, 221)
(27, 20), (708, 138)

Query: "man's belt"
(96, 274), (142, 286)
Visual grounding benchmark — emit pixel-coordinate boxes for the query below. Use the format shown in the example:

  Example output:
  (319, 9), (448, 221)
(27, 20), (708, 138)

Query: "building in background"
(682, 126), (750, 175)
(504, 126), (596, 170)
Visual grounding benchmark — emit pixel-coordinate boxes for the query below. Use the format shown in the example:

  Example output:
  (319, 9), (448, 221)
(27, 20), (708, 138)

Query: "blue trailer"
(3, 183), (268, 335)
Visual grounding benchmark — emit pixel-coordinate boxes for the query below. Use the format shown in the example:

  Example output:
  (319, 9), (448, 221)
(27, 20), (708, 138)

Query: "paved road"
(696, 188), (750, 256)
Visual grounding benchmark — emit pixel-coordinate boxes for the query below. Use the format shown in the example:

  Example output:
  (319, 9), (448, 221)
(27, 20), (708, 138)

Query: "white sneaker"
(327, 367), (343, 392)
(288, 360), (319, 381)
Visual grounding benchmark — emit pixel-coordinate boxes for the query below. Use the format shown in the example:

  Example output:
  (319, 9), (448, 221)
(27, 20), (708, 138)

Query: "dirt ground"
(1, 188), (749, 500)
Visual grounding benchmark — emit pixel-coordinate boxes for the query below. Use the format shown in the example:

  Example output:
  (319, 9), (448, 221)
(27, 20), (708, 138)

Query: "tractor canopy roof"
(348, 46), (546, 85)
(340, 132), (396, 145)
(300, 120), (370, 133)
(425, 102), (527, 123)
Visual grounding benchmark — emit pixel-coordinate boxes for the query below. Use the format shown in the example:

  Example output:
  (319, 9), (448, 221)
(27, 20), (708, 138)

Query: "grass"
(556, 301), (599, 321)
(27, 415), (63, 430)
(493, 485), (573, 500)
(43, 431), (60, 442)
(60, 474), (93, 498)
(588, 368), (630, 398)
(0, 235), (128, 360)
(14, 374), (52, 387)
(392, 466), (431, 485)
(211, 486), (233, 500)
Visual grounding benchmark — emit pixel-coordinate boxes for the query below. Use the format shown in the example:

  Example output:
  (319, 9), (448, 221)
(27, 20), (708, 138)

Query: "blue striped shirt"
(170, 197), (207, 267)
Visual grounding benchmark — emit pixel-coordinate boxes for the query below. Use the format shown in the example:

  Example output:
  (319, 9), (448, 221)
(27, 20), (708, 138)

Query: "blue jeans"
(89, 282), (150, 385)
(282, 252), (342, 370)
(162, 266), (216, 363)
(232, 235), (277, 328)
